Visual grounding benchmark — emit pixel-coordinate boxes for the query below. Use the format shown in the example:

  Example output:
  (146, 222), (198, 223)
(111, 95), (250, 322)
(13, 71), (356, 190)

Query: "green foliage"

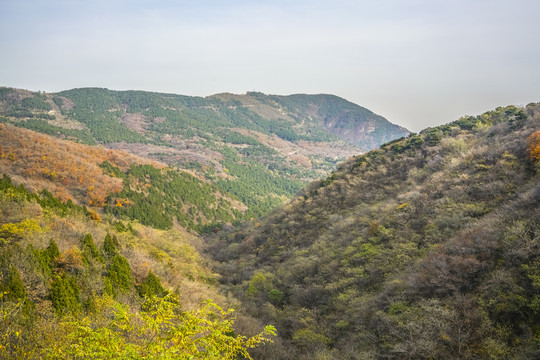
(218, 128), (261, 145)
(102, 234), (117, 258)
(21, 95), (52, 111)
(50, 274), (80, 315)
(54, 88), (147, 144)
(35, 239), (60, 276)
(102, 277), (115, 298)
(1, 266), (27, 301)
(424, 129), (442, 146)
(80, 233), (103, 262)
(268, 288), (283, 305)
(106, 254), (133, 293)
(137, 271), (166, 298)
(103, 163), (240, 232)
(0, 175), (90, 218)
(292, 328), (331, 351)
(214, 145), (304, 218)
(46, 293), (275, 360)
(247, 272), (274, 297)
(45, 239), (60, 261)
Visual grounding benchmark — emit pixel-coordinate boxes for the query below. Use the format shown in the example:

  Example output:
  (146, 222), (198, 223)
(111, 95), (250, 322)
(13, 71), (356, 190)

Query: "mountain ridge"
(0, 86), (409, 220)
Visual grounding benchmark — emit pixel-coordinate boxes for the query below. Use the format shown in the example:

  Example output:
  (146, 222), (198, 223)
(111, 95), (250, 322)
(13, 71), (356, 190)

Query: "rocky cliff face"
(322, 110), (409, 149)
(261, 93), (410, 150)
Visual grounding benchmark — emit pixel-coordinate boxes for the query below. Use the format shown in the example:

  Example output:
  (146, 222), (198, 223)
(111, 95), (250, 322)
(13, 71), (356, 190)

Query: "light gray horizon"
(1, 0), (539, 132)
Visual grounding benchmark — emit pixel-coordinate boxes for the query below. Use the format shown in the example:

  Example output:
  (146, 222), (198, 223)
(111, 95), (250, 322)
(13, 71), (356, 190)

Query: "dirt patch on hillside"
(120, 113), (151, 135)
(230, 128), (361, 166)
(106, 142), (225, 176)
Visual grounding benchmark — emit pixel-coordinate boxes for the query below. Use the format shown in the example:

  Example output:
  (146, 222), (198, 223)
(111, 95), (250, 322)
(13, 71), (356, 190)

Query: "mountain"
(212, 92), (409, 149)
(0, 125), (275, 358)
(0, 123), (245, 232)
(209, 103), (540, 359)
(0, 87), (408, 219)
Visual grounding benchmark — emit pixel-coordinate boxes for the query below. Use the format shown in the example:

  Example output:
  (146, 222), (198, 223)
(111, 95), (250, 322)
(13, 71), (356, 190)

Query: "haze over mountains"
(1, 84), (539, 359)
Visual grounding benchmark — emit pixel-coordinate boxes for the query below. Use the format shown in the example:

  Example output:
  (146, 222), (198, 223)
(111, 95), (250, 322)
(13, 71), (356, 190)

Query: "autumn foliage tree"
(527, 130), (540, 162)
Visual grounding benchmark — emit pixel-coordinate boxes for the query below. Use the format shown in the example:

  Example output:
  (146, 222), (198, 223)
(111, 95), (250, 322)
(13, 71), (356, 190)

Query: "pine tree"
(102, 233), (117, 258)
(80, 233), (103, 262)
(106, 254), (133, 293)
(2, 265), (26, 301)
(138, 271), (166, 298)
(50, 274), (80, 315)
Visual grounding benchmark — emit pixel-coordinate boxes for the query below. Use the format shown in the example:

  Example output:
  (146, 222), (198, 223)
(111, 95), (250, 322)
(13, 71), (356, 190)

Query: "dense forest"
(0, 123), (244, 233)
(2, 85), (540, 359)
(209, 103), (540, 359)
(0, 87), (408, 220)
(0, 174), (274, 359)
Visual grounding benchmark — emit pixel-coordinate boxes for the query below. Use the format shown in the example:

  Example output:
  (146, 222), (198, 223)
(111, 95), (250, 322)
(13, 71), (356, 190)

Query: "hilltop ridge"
(0, 87), (408, 219)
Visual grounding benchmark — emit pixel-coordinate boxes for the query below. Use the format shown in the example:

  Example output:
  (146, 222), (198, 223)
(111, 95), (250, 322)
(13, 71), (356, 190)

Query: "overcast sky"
(1, 0), (539, 131)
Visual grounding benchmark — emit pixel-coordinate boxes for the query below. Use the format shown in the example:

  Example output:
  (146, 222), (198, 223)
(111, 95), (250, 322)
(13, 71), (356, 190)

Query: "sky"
(1, 0), (539, 132)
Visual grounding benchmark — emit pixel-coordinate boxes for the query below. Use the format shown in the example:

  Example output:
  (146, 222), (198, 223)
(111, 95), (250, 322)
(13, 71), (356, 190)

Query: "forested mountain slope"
(0, 126), (276, 358)
(209, 103), (540, 359)
(0, 173), (275, 358)
(0, 123), (245, 232)
(0, 87), (408, 218)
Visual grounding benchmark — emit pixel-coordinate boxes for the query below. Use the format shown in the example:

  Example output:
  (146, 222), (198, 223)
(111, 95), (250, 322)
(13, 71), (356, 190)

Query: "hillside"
(0, 173), (275, 358)
(0, 87), (408, 218)
(209, 103), (540, 359)
(0, 125), (277, 358)
(0, 123), (245, 232)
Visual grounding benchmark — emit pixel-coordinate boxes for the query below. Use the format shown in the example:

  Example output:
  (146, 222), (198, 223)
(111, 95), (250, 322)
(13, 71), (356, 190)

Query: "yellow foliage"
(0, 218), (42, 244)
(396, 202), (409, 210)
(46, 293), (275, 360)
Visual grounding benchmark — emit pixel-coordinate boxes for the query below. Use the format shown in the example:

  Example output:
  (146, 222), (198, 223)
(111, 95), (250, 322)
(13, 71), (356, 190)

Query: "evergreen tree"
(2, 266), (26, 301)
(44, 239), (60, 262)
(138, 271), (166, 298)
(106, 254), (133, 293)
(80, 233), (103, 262)
(102, 233), (117, 258)
(50, 274), (80, 315)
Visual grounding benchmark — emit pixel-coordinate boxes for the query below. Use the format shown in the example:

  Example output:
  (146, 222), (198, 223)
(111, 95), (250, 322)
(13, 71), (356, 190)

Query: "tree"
(101, 233), (117, 258)
(50, 274), (80, 315)
(106, 254), (133, 293)
(527, 130), (540, 162)
(46, 293), (276, 359)
(80, 233), (103, 262)
(137, 271), (166, 298)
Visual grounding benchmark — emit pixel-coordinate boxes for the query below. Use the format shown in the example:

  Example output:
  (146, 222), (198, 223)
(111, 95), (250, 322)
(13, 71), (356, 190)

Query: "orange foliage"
(55, 248), (85, 273)
(0, 123), (156, 206)
(88, 210), (101, 222)
(528, 131), (540, 161)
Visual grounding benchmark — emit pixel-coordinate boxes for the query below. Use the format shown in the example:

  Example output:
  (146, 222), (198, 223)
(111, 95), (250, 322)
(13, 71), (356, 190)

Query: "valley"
(1, 85), (539, 359)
